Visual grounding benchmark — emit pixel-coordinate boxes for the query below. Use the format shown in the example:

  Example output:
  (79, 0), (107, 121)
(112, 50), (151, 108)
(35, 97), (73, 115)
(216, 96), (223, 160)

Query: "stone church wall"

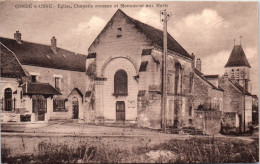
(194, 110), (222, 134)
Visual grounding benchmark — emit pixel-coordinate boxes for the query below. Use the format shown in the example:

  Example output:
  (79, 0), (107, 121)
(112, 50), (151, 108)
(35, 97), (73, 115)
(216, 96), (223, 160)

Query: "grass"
(2, 136), (259, 163)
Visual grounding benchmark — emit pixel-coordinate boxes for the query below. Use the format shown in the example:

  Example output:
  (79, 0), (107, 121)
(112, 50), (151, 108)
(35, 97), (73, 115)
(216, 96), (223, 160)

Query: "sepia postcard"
(0, 1), (259, 163)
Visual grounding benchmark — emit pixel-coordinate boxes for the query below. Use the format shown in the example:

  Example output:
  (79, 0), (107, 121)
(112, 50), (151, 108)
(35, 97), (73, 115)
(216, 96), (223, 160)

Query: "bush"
(2, 137), (259, 163)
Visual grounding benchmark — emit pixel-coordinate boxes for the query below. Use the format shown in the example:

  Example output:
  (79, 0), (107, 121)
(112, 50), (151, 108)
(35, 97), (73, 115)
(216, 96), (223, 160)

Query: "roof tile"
(0, 37), (87, 72)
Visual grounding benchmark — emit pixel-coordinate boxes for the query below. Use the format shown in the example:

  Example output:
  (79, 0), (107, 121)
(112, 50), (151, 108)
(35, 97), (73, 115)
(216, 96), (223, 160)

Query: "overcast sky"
(0, 1), (258, 95)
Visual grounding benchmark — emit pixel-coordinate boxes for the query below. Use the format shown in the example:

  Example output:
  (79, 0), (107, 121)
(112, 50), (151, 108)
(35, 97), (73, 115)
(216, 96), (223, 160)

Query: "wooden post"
(161, 9), (169, 132)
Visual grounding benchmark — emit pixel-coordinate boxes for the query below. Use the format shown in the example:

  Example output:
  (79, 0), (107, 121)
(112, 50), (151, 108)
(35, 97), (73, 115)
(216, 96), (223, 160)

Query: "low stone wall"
(221, 112), (239, 134)
(1, 112), (20, 123)
(194, 110), (222, 135)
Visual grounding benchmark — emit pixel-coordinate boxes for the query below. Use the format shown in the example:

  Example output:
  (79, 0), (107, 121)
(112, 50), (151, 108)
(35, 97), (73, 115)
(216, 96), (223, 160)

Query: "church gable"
(88, 9), (153, 53)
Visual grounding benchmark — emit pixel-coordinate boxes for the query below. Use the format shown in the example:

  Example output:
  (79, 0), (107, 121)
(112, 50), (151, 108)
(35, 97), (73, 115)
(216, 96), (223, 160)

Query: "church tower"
(224, 43), (251, 92)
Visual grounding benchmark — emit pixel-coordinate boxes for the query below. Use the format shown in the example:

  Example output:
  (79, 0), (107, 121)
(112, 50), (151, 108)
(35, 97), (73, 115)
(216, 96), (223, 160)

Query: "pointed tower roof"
(225, 45), (251, 68)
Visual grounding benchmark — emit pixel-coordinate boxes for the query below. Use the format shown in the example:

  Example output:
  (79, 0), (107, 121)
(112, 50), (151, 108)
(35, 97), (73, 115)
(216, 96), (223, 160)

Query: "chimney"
(51, 36), (57, 54)
(14, 31), (22, 44)
(196, 58), (201, 72)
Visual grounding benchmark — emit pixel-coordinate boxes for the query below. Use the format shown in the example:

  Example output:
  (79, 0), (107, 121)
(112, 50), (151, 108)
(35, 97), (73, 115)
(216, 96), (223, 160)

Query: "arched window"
(114, 70), (128, 95)
(236, 69), (240, 79)
(175, 63), (182, 94)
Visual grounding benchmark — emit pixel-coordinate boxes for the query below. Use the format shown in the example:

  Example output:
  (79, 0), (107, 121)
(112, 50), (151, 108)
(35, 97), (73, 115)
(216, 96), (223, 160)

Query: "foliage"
(86, 62), (96, 80)
(148, 137), (259, 163)
(2, 137), (259, 163)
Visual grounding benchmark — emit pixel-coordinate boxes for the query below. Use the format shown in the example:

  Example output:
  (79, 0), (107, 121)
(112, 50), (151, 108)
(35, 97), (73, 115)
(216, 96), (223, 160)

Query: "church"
(86, 9), (255, 133)
(87, 9), (195, 128)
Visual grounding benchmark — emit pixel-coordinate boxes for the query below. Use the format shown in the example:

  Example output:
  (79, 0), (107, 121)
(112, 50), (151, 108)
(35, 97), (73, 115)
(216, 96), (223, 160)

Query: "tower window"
(231, 69), (234, 77)
(117, 28), (122, 37)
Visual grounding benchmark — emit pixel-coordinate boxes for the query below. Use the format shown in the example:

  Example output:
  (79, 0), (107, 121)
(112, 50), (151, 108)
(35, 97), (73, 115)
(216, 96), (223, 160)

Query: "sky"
(0, 1), (258, 95)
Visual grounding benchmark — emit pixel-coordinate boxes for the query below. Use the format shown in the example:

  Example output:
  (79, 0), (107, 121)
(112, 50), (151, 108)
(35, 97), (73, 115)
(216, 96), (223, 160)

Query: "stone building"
(0, 42), (28, 122)
(192, 64), (224, 134)
(0, 32), (89, 123)
(219, 44), (253, 133)
(87, 9), (195, 129)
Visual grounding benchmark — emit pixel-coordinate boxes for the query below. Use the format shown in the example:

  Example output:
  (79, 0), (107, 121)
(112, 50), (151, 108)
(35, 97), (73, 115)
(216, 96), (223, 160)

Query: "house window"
(31, 75), (37, 82)
(114, 70), (128, 96)
(53, 100), (66, 112)
(2, 88), (13, 111)
(55, 77), (61, 90)
(117, 28), (122, 37)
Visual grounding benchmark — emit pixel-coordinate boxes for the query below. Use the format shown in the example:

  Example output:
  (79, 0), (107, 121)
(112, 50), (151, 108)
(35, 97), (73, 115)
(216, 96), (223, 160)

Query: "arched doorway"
(72, 97), (79, 119)
(4, 88), (12, 111)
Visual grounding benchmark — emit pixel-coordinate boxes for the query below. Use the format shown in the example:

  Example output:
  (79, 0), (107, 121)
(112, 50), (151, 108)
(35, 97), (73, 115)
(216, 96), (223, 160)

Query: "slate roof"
(69, 88), (83, 98)
(0, 37), (87, 72)
(228, 79), (252, 96)
(225, 45), (251, 68)
(203, 75), (219, 79)
(1, 43), (27, 78)
(194, 68), (224, 91)
(22, 82), (61, 95)
(122, 10), (192, 59)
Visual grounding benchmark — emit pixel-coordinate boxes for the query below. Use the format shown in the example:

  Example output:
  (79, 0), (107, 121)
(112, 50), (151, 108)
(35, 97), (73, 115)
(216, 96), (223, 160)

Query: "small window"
(117, 28), (122, 37)
(189, 107), (192, 116)
(55, 77), (61, 90)
(31, 75), (37, 82)
(53, 100), (66, 112)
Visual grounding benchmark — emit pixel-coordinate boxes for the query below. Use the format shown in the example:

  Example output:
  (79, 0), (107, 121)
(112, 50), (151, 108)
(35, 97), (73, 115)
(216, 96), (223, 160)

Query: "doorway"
(32, 96), (47, 121)
(116, 101), (125, 121)
(72, 97), (79, 119)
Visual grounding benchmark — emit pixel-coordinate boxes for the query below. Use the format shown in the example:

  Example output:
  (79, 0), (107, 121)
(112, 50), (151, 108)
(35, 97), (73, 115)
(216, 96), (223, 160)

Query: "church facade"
(87, 9), (195, 129)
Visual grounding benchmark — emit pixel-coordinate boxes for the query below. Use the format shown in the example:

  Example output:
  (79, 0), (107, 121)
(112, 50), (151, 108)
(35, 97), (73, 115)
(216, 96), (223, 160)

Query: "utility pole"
(160, 9), (171, 132)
